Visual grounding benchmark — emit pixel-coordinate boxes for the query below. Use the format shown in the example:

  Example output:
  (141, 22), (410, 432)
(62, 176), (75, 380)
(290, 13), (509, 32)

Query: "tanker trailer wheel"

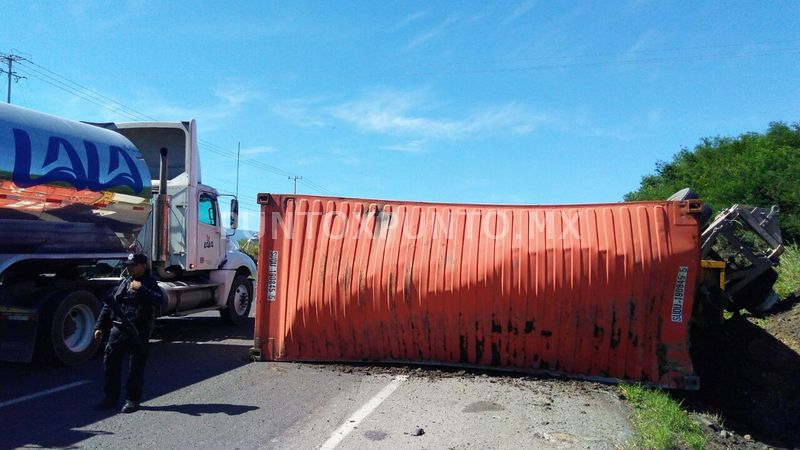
(220, 275), (253, 325)
(44, 290), (102, 366)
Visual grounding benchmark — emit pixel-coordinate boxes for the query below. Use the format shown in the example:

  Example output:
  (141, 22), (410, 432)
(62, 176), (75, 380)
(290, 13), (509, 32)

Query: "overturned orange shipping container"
(253, 194), (703, 389)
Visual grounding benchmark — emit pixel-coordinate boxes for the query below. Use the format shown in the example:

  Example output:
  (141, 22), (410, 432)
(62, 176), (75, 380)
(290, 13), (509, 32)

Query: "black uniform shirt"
(95, 272), (164, 335)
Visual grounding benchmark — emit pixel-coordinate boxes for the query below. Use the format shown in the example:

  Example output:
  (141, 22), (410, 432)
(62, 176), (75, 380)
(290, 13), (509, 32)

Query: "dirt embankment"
(683, 295), (800, 449)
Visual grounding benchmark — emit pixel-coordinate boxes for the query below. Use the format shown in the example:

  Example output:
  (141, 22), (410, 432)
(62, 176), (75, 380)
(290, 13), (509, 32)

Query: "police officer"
(93, 253), (164, 413)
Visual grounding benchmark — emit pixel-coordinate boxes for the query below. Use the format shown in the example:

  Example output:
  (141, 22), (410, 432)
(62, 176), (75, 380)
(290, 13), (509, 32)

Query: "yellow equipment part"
(701, 259), (726, 291)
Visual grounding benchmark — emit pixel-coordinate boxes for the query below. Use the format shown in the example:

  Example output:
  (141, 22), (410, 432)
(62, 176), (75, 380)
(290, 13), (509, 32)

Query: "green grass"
(718, 242), (798, 328)
(620, 383), (707, 450)
(723, 310), (768, 328)
(752, 316), (769, 328)
(775, 243), (800, 299)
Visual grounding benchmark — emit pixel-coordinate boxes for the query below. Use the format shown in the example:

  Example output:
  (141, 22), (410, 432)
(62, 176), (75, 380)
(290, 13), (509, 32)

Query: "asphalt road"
(0, 312), (632, 449)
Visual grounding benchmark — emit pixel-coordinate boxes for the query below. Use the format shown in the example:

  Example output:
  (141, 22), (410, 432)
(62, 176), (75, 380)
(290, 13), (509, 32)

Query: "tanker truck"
(0, 103), (256, 365)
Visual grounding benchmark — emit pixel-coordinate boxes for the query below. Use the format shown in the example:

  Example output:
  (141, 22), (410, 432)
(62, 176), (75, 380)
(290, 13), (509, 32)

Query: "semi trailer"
(251, 192), (783, 389)
(0, 103), (256, 365)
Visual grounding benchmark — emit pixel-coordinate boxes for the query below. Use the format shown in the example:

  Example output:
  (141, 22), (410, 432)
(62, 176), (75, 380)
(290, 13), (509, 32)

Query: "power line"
(395, 47), (800, 78)
(288, 176), (303, 194)
(12, 56), (333, 195)
(16, 63), (154, 120)
(236, 142), (241, 198)
(393, 38), (800, 74)
(299, 177), (332, 194)
(17, 74), (30, 107)
(17, 61), (294, 183)
(16, 58), (328, 191)
(196, 138), (332, 194)
(203, 174), (263, 196)
(195, 138), (333, 194)
(21, 58), (154, 121)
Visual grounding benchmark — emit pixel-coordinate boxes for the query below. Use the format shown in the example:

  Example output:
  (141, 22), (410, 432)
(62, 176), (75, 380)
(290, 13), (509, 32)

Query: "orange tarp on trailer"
(253, 194), (703, 389)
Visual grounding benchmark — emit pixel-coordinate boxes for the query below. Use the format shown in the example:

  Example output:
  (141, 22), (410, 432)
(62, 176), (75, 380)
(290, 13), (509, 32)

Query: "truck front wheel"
(220, 275), (253, 325)
(44, 290), (102, 366)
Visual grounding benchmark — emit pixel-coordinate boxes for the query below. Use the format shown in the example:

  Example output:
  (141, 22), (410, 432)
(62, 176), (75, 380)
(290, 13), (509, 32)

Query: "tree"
(237, 237), (258, 263)
(625, 122), (800, 243)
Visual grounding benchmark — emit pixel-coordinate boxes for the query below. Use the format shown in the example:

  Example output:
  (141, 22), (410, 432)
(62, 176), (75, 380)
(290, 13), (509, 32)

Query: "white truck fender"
(220, 250), (257, 277)
(209, 251), (257, 306)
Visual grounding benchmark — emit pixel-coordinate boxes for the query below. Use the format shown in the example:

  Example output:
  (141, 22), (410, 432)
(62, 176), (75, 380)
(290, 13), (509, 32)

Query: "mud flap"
(0, 308), (39, 362)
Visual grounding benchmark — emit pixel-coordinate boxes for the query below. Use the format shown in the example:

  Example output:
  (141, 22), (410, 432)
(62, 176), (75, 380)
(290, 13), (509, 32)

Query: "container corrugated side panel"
(255, 194), (701, 388)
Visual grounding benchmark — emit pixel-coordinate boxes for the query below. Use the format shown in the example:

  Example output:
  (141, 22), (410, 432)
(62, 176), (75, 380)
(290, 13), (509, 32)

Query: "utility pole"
(288, 176), (302, 194)
(1, 53), (26, 104)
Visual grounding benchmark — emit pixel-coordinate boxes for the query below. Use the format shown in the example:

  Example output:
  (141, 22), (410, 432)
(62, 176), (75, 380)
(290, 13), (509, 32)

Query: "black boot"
(121, 400), (139, 414)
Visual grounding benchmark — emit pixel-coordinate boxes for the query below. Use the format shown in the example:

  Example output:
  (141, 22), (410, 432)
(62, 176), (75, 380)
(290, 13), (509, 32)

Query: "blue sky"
(2, 1), (799, 229)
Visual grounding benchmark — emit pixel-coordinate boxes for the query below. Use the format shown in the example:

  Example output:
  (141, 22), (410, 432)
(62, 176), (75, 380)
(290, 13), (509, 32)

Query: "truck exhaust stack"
(153, 147), (173, 278)
(1, 103), (257, 365)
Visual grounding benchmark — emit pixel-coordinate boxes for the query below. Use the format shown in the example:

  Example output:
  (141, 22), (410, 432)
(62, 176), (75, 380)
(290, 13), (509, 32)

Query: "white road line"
(319, 375), (408, 450)
(0, 380), (91, 409)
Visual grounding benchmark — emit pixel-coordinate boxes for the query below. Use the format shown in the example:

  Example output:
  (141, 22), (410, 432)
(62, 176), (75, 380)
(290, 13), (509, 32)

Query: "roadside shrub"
(775, 243), (800, 298)
(238, 237), (259, 263)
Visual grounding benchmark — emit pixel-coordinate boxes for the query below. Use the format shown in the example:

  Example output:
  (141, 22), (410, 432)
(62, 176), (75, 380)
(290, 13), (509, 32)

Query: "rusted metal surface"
(254, 194), (702, 389)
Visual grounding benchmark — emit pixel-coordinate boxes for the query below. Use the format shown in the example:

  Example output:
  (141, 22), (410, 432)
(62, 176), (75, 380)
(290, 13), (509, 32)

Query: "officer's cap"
(124, 253), (148, 266)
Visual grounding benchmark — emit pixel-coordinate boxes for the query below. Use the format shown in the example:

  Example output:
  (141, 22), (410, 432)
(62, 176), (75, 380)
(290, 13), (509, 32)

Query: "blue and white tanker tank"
(0, 103), (152, 255)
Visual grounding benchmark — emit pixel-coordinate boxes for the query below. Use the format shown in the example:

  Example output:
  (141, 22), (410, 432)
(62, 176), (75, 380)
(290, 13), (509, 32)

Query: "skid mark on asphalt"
(0, 380), (91, 409)
(319, 375), (408, 450)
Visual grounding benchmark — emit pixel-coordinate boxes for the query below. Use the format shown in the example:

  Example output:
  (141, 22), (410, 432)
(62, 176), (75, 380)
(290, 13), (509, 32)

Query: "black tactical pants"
(103, 326), (149, 403)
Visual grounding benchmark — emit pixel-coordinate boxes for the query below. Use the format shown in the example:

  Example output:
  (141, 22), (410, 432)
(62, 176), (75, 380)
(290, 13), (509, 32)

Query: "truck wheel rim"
(63, 304), (94, 353)
(234, 285), (249, 316)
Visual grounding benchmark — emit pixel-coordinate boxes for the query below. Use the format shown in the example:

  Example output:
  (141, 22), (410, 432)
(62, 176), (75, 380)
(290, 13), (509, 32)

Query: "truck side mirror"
(230, 198), (239, 230)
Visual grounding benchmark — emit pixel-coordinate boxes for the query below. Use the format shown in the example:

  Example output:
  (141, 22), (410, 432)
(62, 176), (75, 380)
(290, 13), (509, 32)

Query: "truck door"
(196, 191), (223, 270)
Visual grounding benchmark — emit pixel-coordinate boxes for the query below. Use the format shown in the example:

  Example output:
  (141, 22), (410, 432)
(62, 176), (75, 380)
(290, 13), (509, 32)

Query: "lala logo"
(11, 128), (144, 194)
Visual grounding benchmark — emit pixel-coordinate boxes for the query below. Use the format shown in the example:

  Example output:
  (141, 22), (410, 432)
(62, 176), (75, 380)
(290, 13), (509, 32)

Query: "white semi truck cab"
(0, 103), (256, 365)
